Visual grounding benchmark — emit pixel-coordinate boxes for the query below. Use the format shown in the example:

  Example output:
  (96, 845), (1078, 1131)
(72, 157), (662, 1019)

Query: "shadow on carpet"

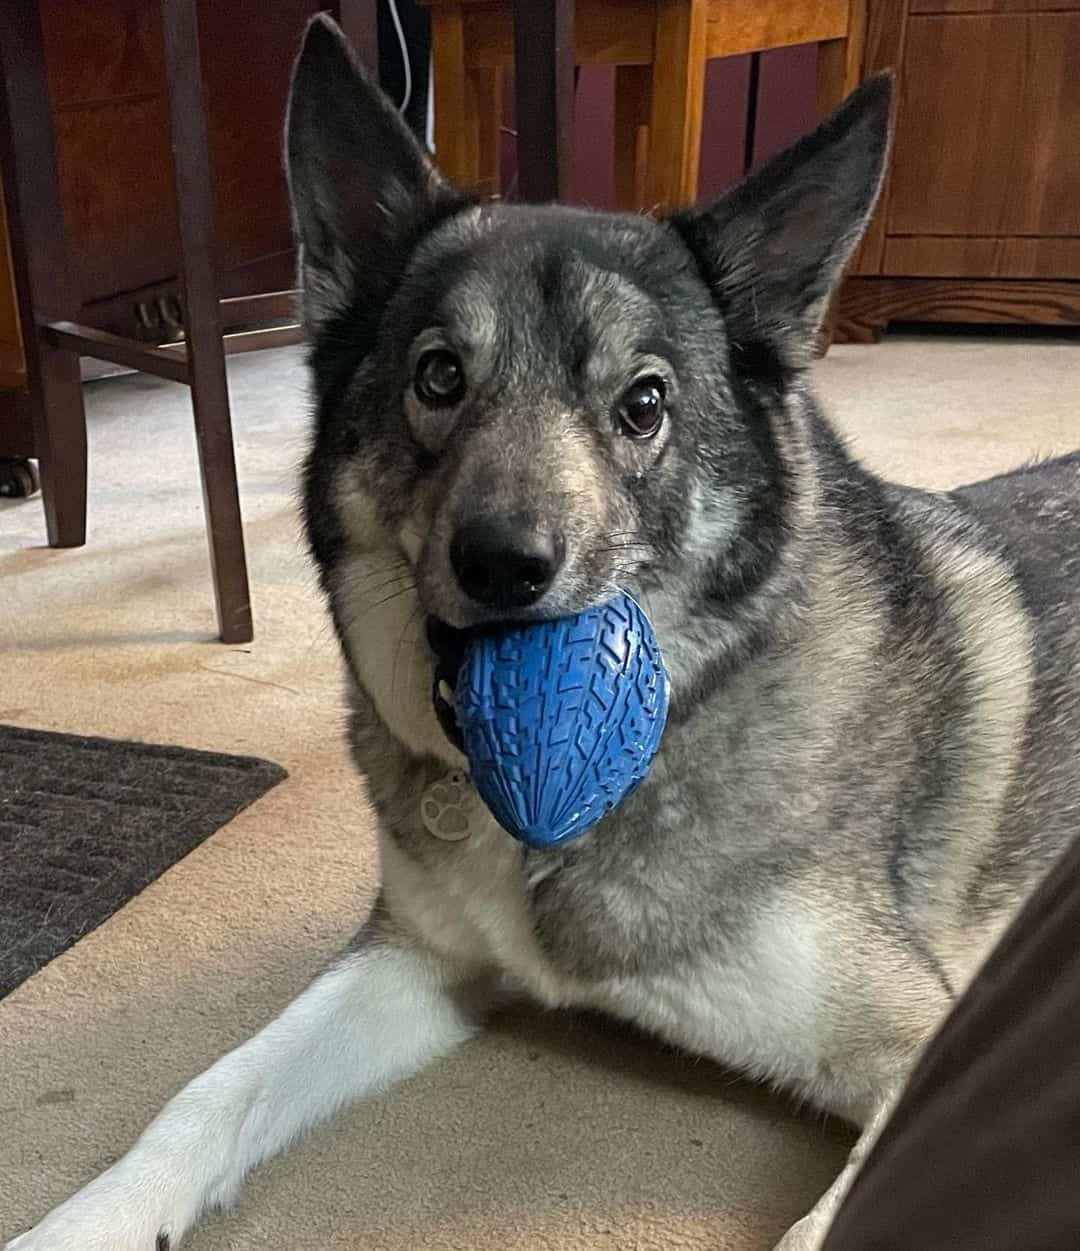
(0, 724), (287, 998)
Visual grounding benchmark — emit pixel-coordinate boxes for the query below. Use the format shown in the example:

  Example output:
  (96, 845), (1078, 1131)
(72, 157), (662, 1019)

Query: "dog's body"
(9, 18), (1080, 1251)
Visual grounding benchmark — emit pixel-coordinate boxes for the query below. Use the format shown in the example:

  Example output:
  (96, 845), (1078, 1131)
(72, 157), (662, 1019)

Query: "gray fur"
(289, 16), (1080, 1247)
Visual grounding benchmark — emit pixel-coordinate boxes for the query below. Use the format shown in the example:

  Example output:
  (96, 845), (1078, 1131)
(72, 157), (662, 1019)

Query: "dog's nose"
(450, 515), (565, 609)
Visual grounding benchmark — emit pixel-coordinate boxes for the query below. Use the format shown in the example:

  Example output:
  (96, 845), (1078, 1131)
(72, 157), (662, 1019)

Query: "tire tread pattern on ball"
(456, 595), (668, 847)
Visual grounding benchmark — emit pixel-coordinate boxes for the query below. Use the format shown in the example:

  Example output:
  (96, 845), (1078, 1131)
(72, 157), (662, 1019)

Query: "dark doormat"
(0, 723), (287, 999)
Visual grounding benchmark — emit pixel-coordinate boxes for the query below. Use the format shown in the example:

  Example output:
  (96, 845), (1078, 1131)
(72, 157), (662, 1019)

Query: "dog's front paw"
(5, 1164), (181, 1251)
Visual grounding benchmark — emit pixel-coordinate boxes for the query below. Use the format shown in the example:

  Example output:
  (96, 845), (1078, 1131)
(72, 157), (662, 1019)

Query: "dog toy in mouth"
(442, 593), (669, 849)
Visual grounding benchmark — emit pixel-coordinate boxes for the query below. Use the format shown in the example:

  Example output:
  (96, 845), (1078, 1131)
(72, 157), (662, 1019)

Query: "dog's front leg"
(772, 1094), (896, 1251)
(6, 928), (486, 1251)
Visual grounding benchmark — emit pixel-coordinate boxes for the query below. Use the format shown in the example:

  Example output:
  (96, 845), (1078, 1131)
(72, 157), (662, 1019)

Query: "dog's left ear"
(285, 15), (468, 334)
(670, 73), (892, 375)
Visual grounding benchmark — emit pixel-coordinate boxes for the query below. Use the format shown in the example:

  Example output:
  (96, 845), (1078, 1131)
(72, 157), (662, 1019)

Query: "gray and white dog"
(9, 16), (1080, 1251)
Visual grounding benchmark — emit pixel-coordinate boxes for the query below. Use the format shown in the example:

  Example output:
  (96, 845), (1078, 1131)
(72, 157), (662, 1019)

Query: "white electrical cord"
(426, 48), (434, 149)
(386, 0), (412, 115)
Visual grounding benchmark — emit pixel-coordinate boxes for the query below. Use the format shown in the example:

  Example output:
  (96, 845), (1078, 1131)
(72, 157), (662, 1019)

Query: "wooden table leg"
(512, 0), (575, 203)
(645, 0), (708, 211)
(162, 0), (253, 644)
(470, 67), (503, 197)
(431, 4), (478, 187)
(0, 0), (87, 548)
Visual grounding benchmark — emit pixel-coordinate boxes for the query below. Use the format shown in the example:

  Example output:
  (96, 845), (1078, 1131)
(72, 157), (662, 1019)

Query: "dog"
(9, 16), (1080, 1251)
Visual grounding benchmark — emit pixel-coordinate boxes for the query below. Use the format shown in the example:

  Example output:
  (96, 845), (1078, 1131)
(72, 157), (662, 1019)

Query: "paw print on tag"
(421, 771), (480, 841)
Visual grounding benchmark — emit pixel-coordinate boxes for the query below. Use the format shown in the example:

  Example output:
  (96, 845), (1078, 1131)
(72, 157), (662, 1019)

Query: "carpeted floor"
(1, 334), (1077, 1250)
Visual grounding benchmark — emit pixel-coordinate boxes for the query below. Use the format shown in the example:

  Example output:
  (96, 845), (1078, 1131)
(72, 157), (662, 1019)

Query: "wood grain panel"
(911, 1), (1080, 12)
(836, 275), (1080, 340)
(40, 0), (174, 313)
(39, 0), (163, 107)
(53, 97), (178, 306)
(445, 0), (853, 67)
(458, 0), (656, 69)
(850, 0), (908, 275)
(705, 0), (849, 57)
(883, 235), (1080, 277)
(39, 0), (316, 324)
(198, 0), (320, 277)
(889, 14), (1080, 239)
(816, 0), (866, 118)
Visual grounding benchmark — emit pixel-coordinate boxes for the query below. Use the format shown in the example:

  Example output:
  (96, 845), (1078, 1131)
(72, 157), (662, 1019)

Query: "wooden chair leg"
(0, 0), (87, 547)
(431, 5), (478, 187)
(512, 0), (575, 203)
(470, 67), (503, 198)
(161, 0), (253, 645)
(24, 348), (86, 547)
(614, 64), (651, 212)
(645, 0), (708, 211)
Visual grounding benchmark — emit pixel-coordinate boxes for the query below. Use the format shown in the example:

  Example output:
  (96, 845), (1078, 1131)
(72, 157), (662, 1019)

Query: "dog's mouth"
(425, 597), (603, 751)
(426, 616), (480, 752)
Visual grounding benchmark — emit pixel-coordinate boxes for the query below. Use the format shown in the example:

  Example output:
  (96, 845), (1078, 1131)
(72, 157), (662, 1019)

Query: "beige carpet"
(1, 334), (1077, 1250)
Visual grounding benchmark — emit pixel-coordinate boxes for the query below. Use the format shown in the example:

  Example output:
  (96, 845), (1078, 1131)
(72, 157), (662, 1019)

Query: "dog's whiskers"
(391, 602), (425, 705)
(366, 584), (419, 613)
(347, 558), (411, 589)
(356, 572), (417, 603)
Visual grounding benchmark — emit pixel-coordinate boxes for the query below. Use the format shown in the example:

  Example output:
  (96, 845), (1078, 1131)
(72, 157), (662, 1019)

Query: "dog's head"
(286, 17), (890, 760)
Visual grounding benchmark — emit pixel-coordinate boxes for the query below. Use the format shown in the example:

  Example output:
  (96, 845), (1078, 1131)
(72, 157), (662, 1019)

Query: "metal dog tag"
(420, 770), (489, 842)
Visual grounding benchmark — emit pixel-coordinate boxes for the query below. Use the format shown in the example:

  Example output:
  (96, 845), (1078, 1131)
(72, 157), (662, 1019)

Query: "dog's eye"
(618, 376), (666, 439)
(415, 349), (465, 408)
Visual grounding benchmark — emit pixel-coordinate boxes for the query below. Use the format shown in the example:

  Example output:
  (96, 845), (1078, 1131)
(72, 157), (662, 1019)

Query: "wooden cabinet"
(837, 0), (1080, 339)
(1, 0), (323, 482)
(33, 0), (320, 339)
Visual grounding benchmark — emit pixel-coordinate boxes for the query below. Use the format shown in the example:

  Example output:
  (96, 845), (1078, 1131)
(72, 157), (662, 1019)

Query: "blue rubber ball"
(455, 594), (669, 849)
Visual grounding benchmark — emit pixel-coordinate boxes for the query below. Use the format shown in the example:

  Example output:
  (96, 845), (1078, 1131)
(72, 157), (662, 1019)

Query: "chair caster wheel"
(0, 458), (41, 498)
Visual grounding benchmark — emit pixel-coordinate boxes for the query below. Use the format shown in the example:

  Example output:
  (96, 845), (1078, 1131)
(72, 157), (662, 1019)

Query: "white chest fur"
(333, 545), (873, 1126)
(380, 813), (869, 1121)
(381, 817), (578, 1009)
(594, 902), (851, 1114)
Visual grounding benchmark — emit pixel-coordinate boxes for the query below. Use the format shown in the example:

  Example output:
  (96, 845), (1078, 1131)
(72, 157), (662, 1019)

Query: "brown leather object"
(824, 834), (1080, 1251)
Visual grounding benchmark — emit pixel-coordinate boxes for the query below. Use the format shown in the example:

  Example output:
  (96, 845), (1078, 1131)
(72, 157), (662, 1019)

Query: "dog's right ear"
(670, 74), (892, 379)
(286, 15), (468, 334)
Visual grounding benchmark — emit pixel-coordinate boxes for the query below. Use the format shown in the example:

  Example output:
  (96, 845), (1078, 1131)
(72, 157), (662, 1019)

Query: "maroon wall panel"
(500, 46), (818, 209)
(751, 45), (818, 169)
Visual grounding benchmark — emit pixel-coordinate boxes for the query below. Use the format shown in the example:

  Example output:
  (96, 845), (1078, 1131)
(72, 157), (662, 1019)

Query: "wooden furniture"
(837, 0), (1080, 340)
(30, 0), (324, 341)
(0, 0), (377, 644)
(424, 0), (866, 210)
(511, 0), (575, 202)
(0, 0), (91, 557)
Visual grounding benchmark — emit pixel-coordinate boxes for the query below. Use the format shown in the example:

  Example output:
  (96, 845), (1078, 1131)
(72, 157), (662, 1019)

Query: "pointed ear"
(670, 73), (892, 375)
(285, 15), (468, 332)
